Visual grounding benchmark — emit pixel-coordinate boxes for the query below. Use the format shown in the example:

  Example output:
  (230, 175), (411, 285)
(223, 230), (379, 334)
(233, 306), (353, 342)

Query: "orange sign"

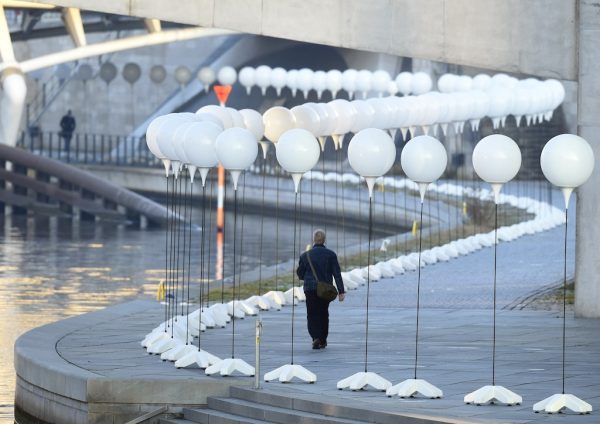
(213, 84), (232, 106)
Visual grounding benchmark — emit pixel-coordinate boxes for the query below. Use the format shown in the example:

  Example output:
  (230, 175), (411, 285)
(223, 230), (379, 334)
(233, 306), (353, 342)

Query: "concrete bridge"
(22, 0), (600, 318)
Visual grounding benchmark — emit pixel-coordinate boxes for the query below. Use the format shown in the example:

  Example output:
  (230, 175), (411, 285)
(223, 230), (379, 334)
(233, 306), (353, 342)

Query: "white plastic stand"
(207, 304), (230, 327)
(175, 349), (221, 369)
(464, 385), (522, 406)
(147, 336), (181, 355)
(205, 358), (255, 376)
(245, 295), (271, 311)
(227, 301), (247, 319)
(284, 287), (305, 303)
(161, 343), (197, 362)
(387, 379), (443, 399)
(533, 394), (592, 414)
(264, 364), (316, 383)
(337, 372), (392, 391)
(142, 330), (168, 348)
(263, 290), (287, 306)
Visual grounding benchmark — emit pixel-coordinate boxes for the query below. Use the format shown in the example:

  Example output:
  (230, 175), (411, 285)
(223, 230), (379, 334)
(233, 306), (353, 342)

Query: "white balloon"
(174, 66), (192, 86)
(157, 117), (187, 161)
(356, 70), (372, 98)
(198, 67), (216, 86)
(276, 128), (320, 174)
(194, 112), (225, 130)
(347, 128), (396, 177)
(263, 106), (296, 143)
(472, 73), (492, 90)
(472, 134), (521, 184)
(215, 127), (258, 171)
(172, 122), (194, 163)
(342, 69), (358, 98)
(146, 114), (172, 159)
(396, 72), (413, 95)
(197, 105), (232, 129)
(226, 107), (245, 128)
(297, 68), (314, 98)
(238, 67), (255, 94)
(312, 70), (327, 99)
(327, 99), (354, 135)
(182, 121), (221, 169)
(541, 134), (595, 188)
(286, 69), (299, 96)
(255, 65), (272, 95)
(411, 72), (433, 95)
(349, 100), (375, 133)
(326, 69), (343, 98)
(456, 75), (472, 92)
(437, 73), (455, 93)
(401, 135), (447, 183)
(372, 70), (391, 95)
(305, 102), (335, 137)
(291, 105), (320, 136)
(270, 67), (287, 96)
(387, 80), (399, 96)
(239, 109), (264, 141)
(217, 66), (237, 86)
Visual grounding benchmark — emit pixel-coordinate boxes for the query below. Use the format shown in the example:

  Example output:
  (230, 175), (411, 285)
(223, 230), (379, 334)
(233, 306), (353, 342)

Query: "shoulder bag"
(306, 251), (338, 302)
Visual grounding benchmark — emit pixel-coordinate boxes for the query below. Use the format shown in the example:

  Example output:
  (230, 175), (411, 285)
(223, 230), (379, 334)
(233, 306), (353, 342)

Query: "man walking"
(297, 229), (345, 350)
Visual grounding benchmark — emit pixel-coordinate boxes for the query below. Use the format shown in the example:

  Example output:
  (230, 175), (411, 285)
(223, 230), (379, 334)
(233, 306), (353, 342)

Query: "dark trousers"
(305, 290), (330, 342)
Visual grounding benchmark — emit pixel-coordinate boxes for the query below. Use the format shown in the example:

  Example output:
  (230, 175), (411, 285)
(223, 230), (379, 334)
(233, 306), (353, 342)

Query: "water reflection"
(0, 207), (370, 422)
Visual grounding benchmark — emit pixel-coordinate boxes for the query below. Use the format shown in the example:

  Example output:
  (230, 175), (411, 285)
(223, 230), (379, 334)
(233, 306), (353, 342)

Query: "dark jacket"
(297, 244), (345, 294)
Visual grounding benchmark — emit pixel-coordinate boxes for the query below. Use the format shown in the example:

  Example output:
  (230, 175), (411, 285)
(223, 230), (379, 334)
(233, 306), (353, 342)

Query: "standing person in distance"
(60, 110), (76, 158)
(297, 229), (345, 350)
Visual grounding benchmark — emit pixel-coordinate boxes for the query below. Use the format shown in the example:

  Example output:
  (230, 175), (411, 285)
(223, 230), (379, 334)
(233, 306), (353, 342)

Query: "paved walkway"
(45, 216), (597, 424)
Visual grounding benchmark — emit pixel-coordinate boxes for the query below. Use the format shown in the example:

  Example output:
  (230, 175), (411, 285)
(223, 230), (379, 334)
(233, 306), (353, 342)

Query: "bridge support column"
(575, 0), (600, 318)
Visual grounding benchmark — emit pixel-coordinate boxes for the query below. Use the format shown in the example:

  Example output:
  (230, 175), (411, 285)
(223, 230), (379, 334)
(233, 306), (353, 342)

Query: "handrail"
(124, 406), (168, 424)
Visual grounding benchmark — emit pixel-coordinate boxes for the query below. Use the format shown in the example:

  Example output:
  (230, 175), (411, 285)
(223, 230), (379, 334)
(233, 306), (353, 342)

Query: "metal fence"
(18, 130), (161, 168)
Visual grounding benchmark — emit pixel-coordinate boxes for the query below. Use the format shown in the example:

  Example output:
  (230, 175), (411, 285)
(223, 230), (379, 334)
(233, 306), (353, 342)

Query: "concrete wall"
(575, 0), (600, 318)
(31, 0), (578, 80)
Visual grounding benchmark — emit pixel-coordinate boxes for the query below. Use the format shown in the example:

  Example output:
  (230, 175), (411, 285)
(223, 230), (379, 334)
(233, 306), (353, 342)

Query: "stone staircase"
(160, 386), (470, 424)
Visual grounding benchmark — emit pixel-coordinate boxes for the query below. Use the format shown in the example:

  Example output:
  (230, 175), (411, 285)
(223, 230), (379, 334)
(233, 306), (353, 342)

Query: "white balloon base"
(533, 394), (592, 414)
(175, 349), (221, 369)
(464, 385), (522, 406)
(337, 372), (392, 392)
(161, 343), (196, 362)
(284, 287), (305, 303)
(205, 357), (255, 377)
(263, 290), (287, 306)
(264, 364), (316, 384)
(386, 379), (443, 399)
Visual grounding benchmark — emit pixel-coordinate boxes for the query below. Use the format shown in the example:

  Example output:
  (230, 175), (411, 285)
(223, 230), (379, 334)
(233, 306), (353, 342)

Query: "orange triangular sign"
(213, 85), (232, 106)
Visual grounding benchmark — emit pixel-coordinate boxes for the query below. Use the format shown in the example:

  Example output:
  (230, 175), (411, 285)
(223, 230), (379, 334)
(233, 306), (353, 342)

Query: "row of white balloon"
(197, 64), (433, 98)
(261, 87), (563, 154)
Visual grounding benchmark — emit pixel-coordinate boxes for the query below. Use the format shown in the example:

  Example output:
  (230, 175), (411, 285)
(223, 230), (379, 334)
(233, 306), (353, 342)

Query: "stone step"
(205, 397), (368, 424)
(183, 407), (268, 423)
(229, 386), (463, 424)
(160, 419), (198, 424)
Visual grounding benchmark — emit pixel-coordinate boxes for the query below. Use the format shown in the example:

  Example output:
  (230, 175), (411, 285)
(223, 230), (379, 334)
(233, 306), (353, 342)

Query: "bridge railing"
(17, 130), (161, 168)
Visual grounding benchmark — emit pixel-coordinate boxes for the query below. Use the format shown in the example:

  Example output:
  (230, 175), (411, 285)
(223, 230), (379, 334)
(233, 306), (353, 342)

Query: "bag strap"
(306, 250), (320, 282)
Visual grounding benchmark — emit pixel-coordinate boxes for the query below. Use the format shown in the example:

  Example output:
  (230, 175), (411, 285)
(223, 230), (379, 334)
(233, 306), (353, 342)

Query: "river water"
(0, 203), (373, 423)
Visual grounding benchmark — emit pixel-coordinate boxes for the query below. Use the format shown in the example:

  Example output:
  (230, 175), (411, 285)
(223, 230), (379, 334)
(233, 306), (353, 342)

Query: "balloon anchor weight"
(464, 385), (522, 406)
(387, 379), (443, 399)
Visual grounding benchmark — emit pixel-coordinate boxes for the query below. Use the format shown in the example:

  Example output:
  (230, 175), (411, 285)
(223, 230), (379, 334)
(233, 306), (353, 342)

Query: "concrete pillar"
(575, 0), (600, 317)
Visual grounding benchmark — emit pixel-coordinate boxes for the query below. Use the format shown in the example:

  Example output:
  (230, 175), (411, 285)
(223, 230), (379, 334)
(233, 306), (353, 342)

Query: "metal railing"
(18, 130), (161, 168)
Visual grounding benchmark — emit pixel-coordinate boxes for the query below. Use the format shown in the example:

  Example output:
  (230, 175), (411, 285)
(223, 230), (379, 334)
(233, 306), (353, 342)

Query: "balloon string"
(291, 191), (298, 365)
(199, 183), (206, 351)
(414, 200), (424, 379)
(169, 176), (177, 337)
(206, 176), (214, 310)
(258, 152), (267, 296)
(174, 176), (183, 321)
(364, 195), (373, 373)
(275, 160), (280, 291)
(492, 202), (498, 386)
(221, 180), (227, 304)
(164, 173), (170, 333)
(562, 207), (568, 394)
(185, 174), (193, 343)
(231, 186), (238, 359)
(181, 174), (188, 317)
